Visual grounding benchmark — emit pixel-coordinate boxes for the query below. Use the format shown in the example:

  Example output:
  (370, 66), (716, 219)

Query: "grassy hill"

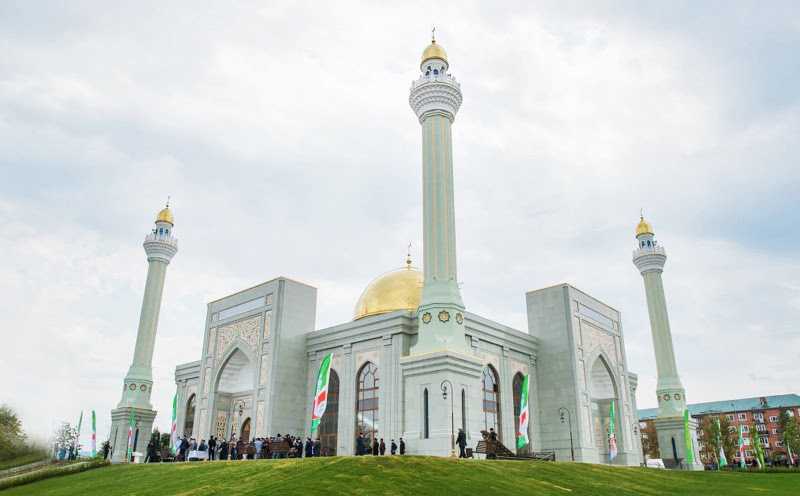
(3, 456), (797, 496)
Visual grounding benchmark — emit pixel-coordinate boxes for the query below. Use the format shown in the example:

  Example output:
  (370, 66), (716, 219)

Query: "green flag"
(608, 401), (618, 461)
(170, 393), (178, 455)
(715, 417), (727, 468)
(75, 411), (83, 456)
(91, 410), (97, 458)
(683, 409), (694, 465)
(127, 411), (136, 462)
(310, 354), (333, 436)
(516, 374), (530, 449)
(752, 426), (765, 469)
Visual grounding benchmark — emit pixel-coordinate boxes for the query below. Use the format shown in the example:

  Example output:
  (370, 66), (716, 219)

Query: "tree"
(778, 410), (800, 456)
(640, 421), (659, 459)
(0, 405), (26, 460)
(54, 422), (79, 453)
(699, 417), (718, 464)
(719, 416), (737, 464)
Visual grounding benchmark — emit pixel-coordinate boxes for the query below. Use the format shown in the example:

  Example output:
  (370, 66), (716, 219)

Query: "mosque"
(111, 36), (655, 465)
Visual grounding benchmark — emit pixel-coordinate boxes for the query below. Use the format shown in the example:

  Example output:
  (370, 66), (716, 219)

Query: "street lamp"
(441, 380), (455, 453)
(559, 407), (575, 462)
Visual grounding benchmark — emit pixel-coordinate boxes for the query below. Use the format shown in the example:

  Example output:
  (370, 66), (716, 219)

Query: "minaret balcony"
(409, 76), (463, 122)
(143, 233), (178, 263)
(632, 246), (666, 273)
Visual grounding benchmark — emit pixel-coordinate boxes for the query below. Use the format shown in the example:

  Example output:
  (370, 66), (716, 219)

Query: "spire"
(406, 242), (413, 269)
(431, 26), (436, 43)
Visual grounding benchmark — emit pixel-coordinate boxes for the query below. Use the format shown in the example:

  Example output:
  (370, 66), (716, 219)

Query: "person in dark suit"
(390, 439), (397, 455)
(487, 428), (498, 459)
(399, 438), (406, 455)
(456, 428), (467, 458)
(304, 437), (313, 458)
(180, 437), (189, 462)
(356, 433), (365, 456)
(219, 440), (228, 461)
(372, 438), (379, 456)
(208, 437), (216, 461)
(379, 438), (386, 455)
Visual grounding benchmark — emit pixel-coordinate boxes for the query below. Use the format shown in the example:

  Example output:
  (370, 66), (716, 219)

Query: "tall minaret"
(632, 215), (701, 469)
(110, 204), (178, 462)
(409, 33), (466, 354)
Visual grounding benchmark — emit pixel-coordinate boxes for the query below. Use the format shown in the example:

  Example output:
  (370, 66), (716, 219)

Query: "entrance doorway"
(319, 369), (340, 455)
(240, 417), (251, 441)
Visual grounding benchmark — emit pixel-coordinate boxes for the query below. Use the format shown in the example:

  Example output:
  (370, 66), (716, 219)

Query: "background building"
(639, 394), (800, 464)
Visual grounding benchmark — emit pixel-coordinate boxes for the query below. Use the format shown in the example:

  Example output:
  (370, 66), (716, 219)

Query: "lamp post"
(441, 380), (455, 453)
(559, 407), (575, 462)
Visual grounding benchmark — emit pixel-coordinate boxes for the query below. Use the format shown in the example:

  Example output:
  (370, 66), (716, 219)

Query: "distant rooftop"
(638, 394), (800, 421)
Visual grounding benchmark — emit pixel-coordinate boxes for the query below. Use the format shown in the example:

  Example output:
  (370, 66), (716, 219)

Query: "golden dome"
(156, 206), (174, 225)
(354, 265), (423, 320)
(421, 41), (448, 65)
(636, 216), (653, 236)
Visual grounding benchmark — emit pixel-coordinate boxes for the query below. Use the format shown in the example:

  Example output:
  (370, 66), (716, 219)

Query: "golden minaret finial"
(431, 26), (436, 43)
(406, 242), (413, 269)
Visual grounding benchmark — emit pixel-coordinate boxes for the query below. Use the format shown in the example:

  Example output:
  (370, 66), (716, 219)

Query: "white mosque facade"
(164, 38), (645, 465)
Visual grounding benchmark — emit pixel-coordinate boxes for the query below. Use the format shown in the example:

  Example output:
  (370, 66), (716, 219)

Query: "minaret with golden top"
(110, 202), (178, 462)
(409, 33), (466, 354)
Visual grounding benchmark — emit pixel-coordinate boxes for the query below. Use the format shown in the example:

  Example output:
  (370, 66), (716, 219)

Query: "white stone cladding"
(174, 277), (316, 443)
(526, 284), (643, 466)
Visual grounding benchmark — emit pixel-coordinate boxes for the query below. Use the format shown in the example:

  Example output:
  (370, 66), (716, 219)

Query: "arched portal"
(355, 362), (379, 454)
(240, 417), (251, 441)
(318, 369), (340, 456)
(512, 373), (526, 454)
(482, 365), (501, 441)
(183, 394), (196, 438)
(589, 356), (619, 462)
(213, 348), (256, 441)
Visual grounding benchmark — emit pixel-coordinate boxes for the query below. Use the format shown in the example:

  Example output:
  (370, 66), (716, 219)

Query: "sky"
(1, 1), (799, 447)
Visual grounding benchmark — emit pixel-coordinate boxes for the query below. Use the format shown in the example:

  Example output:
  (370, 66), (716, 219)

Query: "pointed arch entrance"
(589, 356), (619, 462)
(212, 347), (256, 441)
(183, 394), (196, 437)
(318, 369), (340, 456)
(240, 417), (251, 441)
(512, 372), (527, 454)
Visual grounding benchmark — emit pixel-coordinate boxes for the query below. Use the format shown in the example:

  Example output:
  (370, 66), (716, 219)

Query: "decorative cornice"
(632, 247), (666, 274)
(409, 75), (462, 123)
(144, 233), (178, 264)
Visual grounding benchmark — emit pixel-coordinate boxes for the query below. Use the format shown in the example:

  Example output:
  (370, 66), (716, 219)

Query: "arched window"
(482, 365), (501, 440)
(183, 394), (196, 438)
(319, 369), (340, 456)
(512, 373), (526, 453)
(423, 388), (430, 438)
(461, 389), (466, 432)
(356, 362), (379, 452)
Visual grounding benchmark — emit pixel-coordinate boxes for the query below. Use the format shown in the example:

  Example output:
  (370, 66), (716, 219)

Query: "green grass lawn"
(3, 456), (797, 496)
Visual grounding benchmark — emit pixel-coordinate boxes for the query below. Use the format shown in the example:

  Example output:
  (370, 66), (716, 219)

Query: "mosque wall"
(526, 283), (642, 466)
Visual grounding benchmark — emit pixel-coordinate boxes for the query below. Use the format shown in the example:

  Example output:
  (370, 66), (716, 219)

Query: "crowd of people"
(355, 433), (405, 456)
(168, 433), (326, 461)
